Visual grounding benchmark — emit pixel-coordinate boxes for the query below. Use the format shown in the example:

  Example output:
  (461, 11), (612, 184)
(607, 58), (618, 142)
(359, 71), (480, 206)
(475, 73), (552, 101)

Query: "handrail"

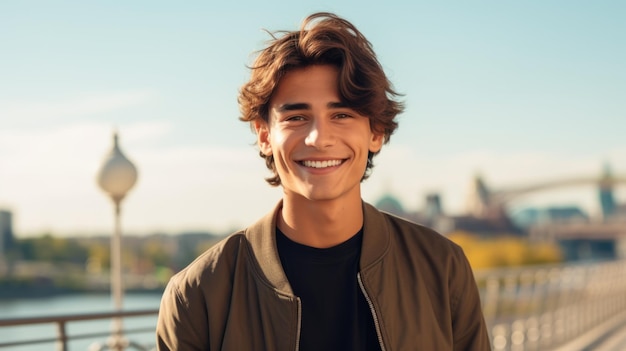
(0, 309), (159, 351)
(2, 260), (625, 350)
(0, 309), (158, 327)
(475, 259), (626, 350)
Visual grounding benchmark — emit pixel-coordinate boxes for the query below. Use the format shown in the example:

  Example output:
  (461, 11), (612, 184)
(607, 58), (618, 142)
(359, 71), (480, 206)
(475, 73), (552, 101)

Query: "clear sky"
(1, 1), (624, 236)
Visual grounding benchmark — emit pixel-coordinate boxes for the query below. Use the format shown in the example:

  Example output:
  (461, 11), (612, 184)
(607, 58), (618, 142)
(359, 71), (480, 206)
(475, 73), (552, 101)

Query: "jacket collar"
(244, 201), (293, 294)
(361, 202), (392, 270)
(244, 200), (391, 294)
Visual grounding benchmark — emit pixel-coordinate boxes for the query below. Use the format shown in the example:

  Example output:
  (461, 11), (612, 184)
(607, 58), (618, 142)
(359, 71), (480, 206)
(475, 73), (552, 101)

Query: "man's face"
(255, 64), (383, 203)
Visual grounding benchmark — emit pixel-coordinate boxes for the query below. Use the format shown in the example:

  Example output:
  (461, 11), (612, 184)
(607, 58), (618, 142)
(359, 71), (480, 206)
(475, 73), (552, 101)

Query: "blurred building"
(375, 194), (409, 219)
(373, 162), (626, 261)
(597, 163), (618, 221)
(511, 206), (589, 230)
(0, 210), (15, 257)
(373, 192), (520, 236)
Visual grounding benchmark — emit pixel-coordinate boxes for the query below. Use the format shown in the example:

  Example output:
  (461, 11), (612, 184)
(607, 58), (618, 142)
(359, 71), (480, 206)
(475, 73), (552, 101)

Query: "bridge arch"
(467, 174), (626, 220)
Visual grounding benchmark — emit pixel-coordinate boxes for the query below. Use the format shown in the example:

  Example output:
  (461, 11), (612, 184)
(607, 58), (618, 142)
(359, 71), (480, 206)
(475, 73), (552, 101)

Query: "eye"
(284, 115), (306, 122)
(334, 113), (352, 119)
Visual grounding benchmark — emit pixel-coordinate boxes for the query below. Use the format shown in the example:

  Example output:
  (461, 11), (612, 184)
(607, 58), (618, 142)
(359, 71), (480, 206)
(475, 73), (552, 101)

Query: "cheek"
(269, 130), (296, 154)
(270, 132), (286, 146)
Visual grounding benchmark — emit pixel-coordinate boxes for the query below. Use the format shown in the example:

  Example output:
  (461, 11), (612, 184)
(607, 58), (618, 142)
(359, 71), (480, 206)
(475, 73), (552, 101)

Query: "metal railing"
(0, 309), (158, 351)
(475, 259), (626, 350)
(1, 260), (625, 351)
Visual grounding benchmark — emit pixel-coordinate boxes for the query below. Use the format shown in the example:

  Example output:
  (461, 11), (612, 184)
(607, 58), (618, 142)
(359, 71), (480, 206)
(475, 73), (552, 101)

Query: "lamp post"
(96, 131), (138, 351)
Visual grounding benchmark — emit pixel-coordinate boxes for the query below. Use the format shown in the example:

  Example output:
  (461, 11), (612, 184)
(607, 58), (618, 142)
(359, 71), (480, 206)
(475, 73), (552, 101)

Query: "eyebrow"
(276, 101), (349, 112)
(277, 103), (310, 112)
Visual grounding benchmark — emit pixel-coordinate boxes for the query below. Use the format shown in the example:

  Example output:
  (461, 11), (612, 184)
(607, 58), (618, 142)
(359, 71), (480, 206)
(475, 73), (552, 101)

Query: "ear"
(254, 119), (273, 156)
(369, 132), (384, 153)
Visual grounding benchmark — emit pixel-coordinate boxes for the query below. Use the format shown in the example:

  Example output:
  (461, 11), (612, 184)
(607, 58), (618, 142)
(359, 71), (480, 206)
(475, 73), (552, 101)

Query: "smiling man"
(157, 13), (490, 351)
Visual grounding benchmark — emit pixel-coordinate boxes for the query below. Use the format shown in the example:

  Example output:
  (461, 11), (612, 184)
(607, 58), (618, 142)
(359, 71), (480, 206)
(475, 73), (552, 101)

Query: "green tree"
(17, 234), (89, 264)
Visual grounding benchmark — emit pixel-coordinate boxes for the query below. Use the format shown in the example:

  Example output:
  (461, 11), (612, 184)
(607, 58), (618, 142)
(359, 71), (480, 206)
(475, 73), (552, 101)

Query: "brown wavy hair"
(238, 12), (404, 186)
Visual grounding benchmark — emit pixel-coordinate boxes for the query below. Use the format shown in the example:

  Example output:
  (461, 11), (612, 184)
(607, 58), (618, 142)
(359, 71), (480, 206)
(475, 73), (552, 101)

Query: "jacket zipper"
(295, 297), (302, 351)
(357, 273), (387, 351)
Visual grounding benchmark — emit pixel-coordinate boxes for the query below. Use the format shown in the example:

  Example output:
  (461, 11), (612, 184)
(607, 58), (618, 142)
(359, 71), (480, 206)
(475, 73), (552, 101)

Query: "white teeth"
(301, 160), (342, 168)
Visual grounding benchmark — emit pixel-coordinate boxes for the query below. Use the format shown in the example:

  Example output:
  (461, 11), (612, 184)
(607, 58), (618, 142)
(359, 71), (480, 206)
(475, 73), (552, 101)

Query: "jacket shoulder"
(379, 210), (464, 255)
(167, 231), (248, 293)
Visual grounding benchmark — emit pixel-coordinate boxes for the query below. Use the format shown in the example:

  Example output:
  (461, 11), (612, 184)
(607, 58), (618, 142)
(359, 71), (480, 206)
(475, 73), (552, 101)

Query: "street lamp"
(96, 131), (138, 351)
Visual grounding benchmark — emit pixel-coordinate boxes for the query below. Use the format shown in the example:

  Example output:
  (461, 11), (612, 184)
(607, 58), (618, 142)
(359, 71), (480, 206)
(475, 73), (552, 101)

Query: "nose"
(304, 118), (335, 149)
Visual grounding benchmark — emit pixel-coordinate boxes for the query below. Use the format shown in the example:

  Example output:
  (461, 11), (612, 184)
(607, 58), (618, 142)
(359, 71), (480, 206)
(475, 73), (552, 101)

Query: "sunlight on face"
(255, 65), (383, 204)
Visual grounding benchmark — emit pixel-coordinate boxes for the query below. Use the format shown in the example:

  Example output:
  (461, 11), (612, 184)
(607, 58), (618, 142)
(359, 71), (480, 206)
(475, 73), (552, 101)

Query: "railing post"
(56, 320), (68, 351)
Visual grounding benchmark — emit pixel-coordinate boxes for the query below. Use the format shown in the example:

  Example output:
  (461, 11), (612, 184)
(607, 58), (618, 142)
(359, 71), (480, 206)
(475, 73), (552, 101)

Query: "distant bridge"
(466, 165), (626, 221)
(493, 177), (626, 204)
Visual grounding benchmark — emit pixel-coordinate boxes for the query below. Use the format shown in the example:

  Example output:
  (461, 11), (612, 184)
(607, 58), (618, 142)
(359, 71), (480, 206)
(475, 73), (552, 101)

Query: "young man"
(156, 13), (490, 351)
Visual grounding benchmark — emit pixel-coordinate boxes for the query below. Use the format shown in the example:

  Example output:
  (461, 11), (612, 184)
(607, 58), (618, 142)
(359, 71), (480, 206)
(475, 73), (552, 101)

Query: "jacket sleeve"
(156, 276), (210, 351)
(450, 246), (492, 351)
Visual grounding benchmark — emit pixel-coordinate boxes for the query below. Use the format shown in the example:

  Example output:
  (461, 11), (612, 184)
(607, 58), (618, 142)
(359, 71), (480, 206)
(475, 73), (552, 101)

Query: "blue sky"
(1, 1), (624, 236)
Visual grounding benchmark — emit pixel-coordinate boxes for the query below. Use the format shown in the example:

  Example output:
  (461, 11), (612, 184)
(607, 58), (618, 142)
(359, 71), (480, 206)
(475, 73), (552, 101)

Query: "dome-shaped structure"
(375, 194), (405, 216)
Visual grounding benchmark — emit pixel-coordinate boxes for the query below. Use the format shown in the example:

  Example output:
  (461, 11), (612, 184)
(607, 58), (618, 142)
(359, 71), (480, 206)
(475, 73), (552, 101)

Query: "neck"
(278, 196), (363, 249)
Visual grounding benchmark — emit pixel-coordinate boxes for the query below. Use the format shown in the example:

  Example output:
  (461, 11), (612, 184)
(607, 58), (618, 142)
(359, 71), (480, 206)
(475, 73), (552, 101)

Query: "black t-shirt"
(276, 228), (381, 351)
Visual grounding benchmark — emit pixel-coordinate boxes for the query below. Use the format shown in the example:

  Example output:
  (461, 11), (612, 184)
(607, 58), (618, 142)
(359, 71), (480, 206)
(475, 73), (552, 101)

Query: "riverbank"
(0, 277), (164, 300)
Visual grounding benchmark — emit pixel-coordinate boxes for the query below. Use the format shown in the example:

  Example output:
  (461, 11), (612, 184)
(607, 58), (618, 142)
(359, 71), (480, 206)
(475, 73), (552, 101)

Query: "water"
(0, 292), (163, 351)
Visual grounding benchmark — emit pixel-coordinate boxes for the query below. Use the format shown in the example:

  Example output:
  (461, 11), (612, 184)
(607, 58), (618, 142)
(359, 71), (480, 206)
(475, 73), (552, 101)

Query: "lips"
(299, 159), (344, 168)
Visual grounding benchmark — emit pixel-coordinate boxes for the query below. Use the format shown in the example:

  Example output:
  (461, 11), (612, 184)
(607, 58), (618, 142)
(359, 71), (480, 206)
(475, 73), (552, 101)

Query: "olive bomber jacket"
(156, 201), (491, 350)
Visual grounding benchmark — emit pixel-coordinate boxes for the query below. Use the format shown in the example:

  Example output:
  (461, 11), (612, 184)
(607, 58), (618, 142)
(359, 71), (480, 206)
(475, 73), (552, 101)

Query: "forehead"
(270, 65), (341, 106)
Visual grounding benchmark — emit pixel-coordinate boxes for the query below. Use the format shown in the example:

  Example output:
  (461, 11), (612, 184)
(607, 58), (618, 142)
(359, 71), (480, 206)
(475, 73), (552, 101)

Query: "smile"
(299, 159), (344, 168)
